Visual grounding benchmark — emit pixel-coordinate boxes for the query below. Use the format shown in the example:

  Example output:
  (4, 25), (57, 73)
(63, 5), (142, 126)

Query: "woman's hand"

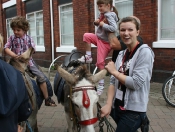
(105, 61), (117, 75)
(101, 103), (112, 118)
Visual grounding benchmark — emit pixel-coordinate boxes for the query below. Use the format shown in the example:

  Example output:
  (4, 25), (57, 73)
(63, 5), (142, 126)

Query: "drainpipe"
(50, 0), (54, 62)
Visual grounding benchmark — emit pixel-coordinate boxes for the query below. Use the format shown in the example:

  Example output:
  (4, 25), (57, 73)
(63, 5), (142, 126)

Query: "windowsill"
(152, 40), (175, 48)
(35, 46), (45, 52)
(56, 46), (77, 53)
(3, 0), (16, 9)
(91, 43), (97, 47)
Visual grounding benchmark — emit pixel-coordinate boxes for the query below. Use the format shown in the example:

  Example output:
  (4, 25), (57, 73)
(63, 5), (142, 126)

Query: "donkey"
(9, 47), (38, 132)
(56, 62), (107, 132)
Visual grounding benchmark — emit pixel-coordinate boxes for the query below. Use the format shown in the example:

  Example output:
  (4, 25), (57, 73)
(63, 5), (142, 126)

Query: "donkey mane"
(9, 58), (24, 72)
(71, 64), (93, 84)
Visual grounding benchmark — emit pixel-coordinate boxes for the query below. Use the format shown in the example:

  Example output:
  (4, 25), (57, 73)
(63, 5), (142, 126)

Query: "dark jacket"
(112, 36), (143, 62)
(0, 60), (32, 132)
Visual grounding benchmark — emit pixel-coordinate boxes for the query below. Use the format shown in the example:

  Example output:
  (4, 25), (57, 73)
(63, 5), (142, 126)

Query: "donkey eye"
(74, 104), (79, 108)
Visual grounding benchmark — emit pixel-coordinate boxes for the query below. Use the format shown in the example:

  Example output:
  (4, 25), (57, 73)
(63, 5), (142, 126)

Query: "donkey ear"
(20, 47), (34, 59)
(57, 66), (76, 85)
(91, 69), (107, 83)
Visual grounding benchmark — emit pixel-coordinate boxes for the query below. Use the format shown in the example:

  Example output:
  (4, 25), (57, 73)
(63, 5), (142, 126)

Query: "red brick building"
(0, 0), (175, 82)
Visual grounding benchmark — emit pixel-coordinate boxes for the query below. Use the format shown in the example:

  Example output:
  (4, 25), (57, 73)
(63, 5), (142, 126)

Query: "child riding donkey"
(4, 16), (56, 106)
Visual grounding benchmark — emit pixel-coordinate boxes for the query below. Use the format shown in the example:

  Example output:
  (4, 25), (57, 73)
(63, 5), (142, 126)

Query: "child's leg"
(29, 64), (56, 106)
(78, 33), (98, 63)
(96, 39), (111, 95)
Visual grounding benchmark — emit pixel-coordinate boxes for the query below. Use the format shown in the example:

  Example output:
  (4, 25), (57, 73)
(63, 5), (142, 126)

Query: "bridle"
(72, 86), (98, 126)
(68, 85), (99, 132)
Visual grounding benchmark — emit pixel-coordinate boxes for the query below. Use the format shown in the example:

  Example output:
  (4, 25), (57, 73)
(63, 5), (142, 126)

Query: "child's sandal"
(45, 97), (57, 107)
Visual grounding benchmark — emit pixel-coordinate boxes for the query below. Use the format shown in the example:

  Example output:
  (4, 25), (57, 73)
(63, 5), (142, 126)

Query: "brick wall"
(134, 0), (174, 82)
(0, 0), (174, 82)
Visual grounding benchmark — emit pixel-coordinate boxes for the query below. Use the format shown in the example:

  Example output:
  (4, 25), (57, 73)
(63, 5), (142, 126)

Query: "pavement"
(35, 68), (175, 132)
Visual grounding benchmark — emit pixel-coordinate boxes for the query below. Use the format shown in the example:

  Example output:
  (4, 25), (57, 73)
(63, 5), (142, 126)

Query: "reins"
(96, 102), (115, 132)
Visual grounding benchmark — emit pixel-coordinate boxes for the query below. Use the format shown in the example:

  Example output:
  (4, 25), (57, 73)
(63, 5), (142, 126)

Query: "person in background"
(0, 59), (32, 132)
(78, 0), (119, 95)
(4, 16), (56, 106)
(101, 17), (154, 132)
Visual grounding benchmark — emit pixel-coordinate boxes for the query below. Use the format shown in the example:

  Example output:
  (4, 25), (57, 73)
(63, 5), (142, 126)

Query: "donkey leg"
(65, 112), (74, 132)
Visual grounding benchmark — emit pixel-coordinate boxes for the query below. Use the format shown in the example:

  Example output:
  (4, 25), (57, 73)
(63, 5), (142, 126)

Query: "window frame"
(153, 0), (175, 48)
(26, 10), (45, 52)
(6, 18), (14, 39)
(56, 2), (76, 53)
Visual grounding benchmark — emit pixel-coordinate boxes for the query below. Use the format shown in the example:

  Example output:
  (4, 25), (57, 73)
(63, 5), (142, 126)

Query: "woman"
(101, 17), (154, 132)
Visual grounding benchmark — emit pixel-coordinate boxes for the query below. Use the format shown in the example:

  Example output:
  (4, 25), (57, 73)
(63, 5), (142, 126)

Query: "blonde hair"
(0, 34), (3, 56)
(0, 34), (3, 48)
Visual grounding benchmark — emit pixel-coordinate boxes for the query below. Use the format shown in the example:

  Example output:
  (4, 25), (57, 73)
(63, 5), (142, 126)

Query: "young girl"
(4, 16), (56, 106)
(78, 0), (119, 95)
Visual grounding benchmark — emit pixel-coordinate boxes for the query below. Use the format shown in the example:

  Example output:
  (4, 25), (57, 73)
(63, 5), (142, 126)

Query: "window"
(59, 3), (74, 46)
(115, 0), (133, 19)
(26, 11), (44, 46)
(6, 18), (14, 38)
(161, 0), (175, 40)
(56, 3), (76, 53)
(153, 0), (175, 48)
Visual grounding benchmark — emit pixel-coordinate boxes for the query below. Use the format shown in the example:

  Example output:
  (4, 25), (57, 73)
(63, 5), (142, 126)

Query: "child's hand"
(103, 18), (108, 24)
(94, 19), (100, 25)
(12, 54), (19, 59)
(99, 21), (105, 27)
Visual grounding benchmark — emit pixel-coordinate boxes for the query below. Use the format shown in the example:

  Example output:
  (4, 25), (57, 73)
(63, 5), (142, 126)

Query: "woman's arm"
(108, 33), (121, 50)
(101, 84), (115, 117)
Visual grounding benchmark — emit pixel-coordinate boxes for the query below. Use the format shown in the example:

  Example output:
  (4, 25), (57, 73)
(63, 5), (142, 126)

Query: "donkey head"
(9, 47), (34, 73)
(57, 64), (107, 132)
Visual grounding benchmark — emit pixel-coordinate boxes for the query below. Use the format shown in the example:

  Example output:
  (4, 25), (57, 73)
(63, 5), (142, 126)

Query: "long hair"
(97, 0), (120, 22)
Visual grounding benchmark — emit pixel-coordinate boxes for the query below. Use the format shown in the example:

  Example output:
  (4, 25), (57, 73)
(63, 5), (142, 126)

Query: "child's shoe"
(45, 97), (57, 107)
(78, 55), (92, 63)
(97, 83), (104, 95)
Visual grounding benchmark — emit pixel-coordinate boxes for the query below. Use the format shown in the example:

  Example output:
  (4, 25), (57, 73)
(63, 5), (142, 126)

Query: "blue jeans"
(110, 106), (146, 132)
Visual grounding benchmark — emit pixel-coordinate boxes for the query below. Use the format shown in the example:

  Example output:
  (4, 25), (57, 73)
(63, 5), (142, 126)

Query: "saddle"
(54, 50), (83, 103)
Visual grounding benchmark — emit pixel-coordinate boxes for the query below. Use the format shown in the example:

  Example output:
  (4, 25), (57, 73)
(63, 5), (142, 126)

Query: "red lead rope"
(79, 117), (98, 125)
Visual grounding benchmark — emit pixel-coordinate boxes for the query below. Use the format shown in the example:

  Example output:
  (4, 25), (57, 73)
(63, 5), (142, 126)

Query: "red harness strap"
(82, 89), (90, 108)
(79, 117), (98, 126)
